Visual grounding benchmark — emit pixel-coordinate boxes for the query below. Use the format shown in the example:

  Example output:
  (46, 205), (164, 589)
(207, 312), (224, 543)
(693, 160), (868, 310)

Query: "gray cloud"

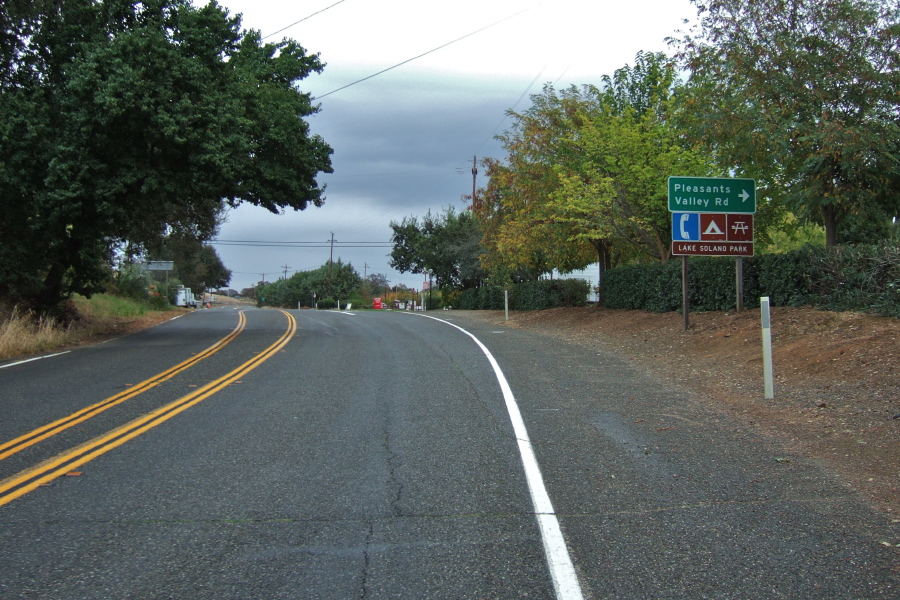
(210, 0), (697, 294)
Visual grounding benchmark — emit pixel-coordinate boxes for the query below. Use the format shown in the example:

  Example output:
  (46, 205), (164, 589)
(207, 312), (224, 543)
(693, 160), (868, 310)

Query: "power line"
(262, 0), (349, 41)
(475, 66), (546, 155)
(316, 4), (541, 99)
(211, 240), (391, 248)
(217, 244), (392, 248)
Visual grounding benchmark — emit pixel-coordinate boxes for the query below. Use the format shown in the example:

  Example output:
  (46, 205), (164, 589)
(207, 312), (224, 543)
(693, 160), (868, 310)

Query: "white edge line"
(415, 313), (584, 600)
(0, 351), (71, 370)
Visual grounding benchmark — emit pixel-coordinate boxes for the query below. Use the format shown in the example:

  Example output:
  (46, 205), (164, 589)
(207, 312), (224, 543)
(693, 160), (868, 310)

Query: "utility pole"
(471, 154), (478, 210)
(363, 262), (369, 300)
(328, 232), (336, 297)
(281, 264), (290, 280)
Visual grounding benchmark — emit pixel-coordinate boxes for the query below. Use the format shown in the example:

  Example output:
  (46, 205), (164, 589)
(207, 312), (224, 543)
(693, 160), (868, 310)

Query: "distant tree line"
(256, 260), (362, 309)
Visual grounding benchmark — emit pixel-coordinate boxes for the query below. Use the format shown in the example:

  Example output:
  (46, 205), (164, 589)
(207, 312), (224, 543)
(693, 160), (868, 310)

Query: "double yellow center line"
(0, 312), (247, 462)
(0, 310), (296, 508)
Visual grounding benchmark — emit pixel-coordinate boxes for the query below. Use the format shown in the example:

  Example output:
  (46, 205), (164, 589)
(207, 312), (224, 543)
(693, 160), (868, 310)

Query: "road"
(0, 307), (897, 599)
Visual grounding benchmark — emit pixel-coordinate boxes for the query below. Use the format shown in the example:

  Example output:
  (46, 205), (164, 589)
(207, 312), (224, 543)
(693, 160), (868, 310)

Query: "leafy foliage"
(477, 54), (718, 302)
(0, 0), (332, 310)
(477, 85), (600, 281)
(257, 260), (361, 309)
(149, 236), (232, 295)
(390, 207), (487, 290)
(549, 52), (717, 283)
(107, 264), (154, 303)
(458, 279), (591, 311)
(673, 0), (900, 246)
(604, 243), (900, 317)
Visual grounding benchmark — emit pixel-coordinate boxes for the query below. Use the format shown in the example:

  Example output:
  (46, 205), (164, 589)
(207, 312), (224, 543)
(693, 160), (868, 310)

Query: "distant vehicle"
(174, 286), (198, 308)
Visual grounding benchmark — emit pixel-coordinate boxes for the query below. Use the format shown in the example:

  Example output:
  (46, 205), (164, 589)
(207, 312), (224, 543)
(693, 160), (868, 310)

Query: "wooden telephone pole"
(471, 155), (479, 210)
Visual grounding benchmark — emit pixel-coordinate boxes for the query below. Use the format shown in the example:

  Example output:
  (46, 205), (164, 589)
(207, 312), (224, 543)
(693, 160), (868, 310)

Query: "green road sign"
(668, 176), (756, 214)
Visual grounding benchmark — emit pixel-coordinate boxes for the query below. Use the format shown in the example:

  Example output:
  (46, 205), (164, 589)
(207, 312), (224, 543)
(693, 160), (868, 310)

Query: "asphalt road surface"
(0, 307), (897, 599)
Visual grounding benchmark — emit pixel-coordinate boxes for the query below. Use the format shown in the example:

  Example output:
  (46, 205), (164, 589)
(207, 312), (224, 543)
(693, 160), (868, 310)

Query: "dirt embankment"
(457, 306), (900, 515)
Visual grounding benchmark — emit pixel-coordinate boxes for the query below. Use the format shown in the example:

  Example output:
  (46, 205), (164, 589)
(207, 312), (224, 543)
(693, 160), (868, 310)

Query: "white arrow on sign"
(739, 189), (750, 203)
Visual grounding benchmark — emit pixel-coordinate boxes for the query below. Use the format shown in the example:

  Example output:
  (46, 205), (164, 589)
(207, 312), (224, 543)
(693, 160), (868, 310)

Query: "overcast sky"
(206, 0), (697, 292)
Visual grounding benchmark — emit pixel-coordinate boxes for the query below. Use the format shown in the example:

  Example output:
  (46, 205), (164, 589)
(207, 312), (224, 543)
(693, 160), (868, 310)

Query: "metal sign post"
(682, 256), (689, 331)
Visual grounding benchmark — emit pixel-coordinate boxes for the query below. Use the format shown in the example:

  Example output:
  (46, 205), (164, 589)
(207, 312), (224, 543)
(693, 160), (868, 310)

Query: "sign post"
(682, 256), (689, 331)
(144, 261), (174, 297)
(668, 176), (757, 327)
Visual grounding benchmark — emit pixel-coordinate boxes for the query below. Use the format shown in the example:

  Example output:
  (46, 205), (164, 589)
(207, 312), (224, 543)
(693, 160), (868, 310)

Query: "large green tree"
(479, 56), (716, 300)
(551, 53), (715, 266)
(674, 0), (900, 246)
(0, 0), (333, 310)
(390, 207), (487, 290)
(150, 235), (232, 295)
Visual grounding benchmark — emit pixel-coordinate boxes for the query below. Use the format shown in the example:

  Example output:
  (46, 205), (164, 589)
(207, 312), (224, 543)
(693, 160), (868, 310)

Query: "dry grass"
(0, 307), (74, 359)
(0, 295), (179, 362)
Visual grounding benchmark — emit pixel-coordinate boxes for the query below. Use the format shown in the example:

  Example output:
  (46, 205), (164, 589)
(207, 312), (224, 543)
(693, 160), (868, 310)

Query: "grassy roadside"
(0, 294), (183, 362)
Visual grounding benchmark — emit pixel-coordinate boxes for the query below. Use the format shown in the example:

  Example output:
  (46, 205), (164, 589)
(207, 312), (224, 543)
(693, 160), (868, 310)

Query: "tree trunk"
(654, 230), (670, 262)
(35, 260), (68, 312)
(823, 204), (838, 248)
(592, 239), (610, 306)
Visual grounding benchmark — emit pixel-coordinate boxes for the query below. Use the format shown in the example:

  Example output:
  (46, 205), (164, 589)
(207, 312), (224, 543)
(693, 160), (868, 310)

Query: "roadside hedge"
(603, 244), (900, 317)
(458, 278), (591, 311)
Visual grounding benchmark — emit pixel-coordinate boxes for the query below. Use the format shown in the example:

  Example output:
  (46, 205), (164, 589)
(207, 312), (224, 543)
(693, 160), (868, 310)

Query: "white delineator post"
(505, 289), (509, 321)
(761, 296), (774, 399)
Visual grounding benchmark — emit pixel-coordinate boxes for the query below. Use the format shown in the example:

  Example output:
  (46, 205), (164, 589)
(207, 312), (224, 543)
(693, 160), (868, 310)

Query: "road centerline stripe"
(412, 313), (584, 600)
(0, 311), (295, 508)
(0, 311), (248, 461)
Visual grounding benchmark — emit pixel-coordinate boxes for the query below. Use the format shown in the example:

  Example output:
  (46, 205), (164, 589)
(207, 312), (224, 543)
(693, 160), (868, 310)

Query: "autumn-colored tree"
(544, 53), (715, 302)
(552, 88), (714, 263)
(478, 55), (719, 301)
(476, 85), (601, 282)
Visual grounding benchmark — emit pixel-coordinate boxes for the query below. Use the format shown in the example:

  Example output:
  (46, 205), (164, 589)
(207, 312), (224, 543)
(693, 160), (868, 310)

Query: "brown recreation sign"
(671, 212), (754, 256)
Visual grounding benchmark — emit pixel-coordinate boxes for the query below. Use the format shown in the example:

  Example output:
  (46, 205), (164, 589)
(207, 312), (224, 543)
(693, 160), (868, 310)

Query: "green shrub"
(753, 248), (814, 307)
(459, 279), (591, 311)
(147, 294), (169, 310)
(603, 243), (899, 317)
(108, 265), (152, 301)
(605, 261), (681, 312)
